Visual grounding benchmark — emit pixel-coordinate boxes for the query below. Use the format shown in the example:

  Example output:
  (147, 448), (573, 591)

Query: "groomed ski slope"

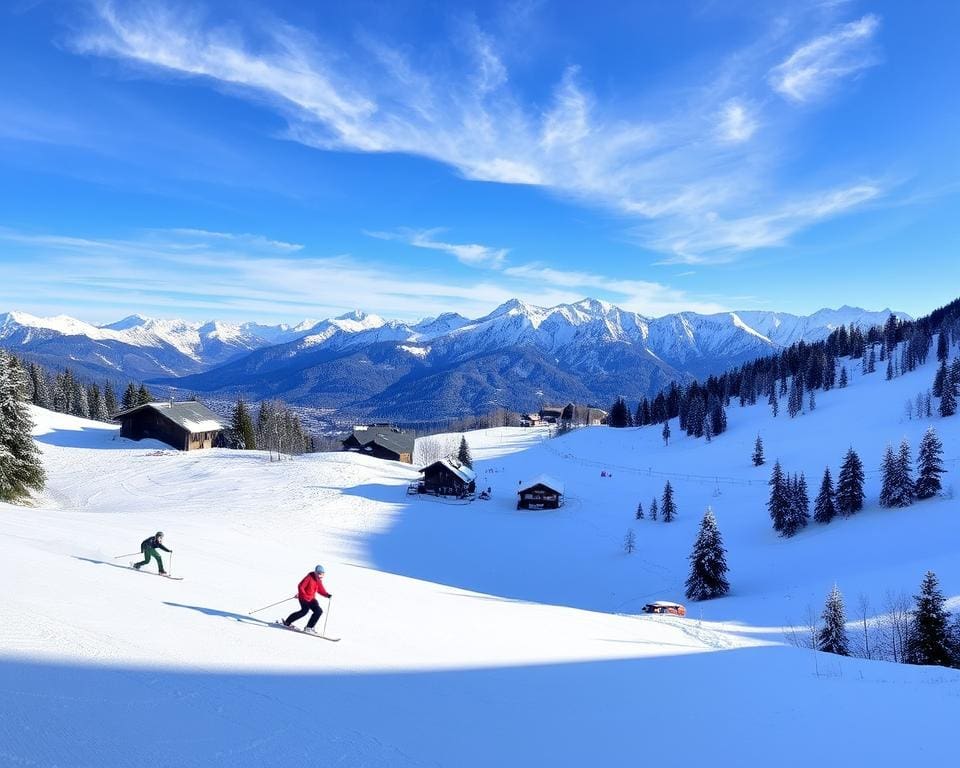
(2, 350), (959, 767)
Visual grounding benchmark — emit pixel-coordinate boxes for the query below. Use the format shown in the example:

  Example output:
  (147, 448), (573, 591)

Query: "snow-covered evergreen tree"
(71, 378), (90, 419)
(457, 435), (473, 468)
(684, 507), (730, 601)
(782, 473), (809, 537)
(661, 481), (677, 522)
(137, 383), (153, 406)
(231, 397), (256, 450)
(662, 420), (670, 446)
(915, 427), (945, 500)
(0, 351), (46, 502)
(29, 363), (51, 409)
(103, 382), (118, 416)
(839, 366), (848, 388)
(623, 528), (636, 554)
(767, 460), (789, 533)
(906, 571), (954, 667)
(608, 397), (629, 428)
(121, 382), (138, 410)
(836, 447), (865, 516)
(813, 467), (836, 524)
(650, 497), (658, 521)
(817, 584), (849, 656)
(939, 372), (957, 417)
(768, 388), (779, 417)
(752, 435), (764, 467)
(635, 501), (644, 520)
(787, 376), (803, 418)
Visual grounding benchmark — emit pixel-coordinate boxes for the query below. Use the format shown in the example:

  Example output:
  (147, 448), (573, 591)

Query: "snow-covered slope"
(1, 341), (958, 767)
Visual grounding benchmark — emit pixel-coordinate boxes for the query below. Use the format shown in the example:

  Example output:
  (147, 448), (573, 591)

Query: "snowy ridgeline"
(1, 338), (960, 766)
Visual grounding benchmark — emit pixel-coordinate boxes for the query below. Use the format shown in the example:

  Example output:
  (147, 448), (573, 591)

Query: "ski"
(274, 620), (340, 641)
(128, 563), (184, 580)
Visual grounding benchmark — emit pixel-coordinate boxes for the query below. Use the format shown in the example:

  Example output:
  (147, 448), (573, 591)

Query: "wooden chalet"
(342, 424), (415, 464)
(539, 403), (607, 426)
(517, 474), (565, 510)
(114, 401), (225, 451)
(418, 457), (477, 497)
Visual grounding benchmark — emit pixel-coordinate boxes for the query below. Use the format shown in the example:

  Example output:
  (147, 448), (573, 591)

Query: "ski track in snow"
(3, 347), (960, 766)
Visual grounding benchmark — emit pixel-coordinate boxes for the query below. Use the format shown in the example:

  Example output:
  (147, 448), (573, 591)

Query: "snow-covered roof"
(115, 401), (226, 434)
(647, 601), (684, 608)
(518, 474), (565, 494)
(420, 457), (477, 483)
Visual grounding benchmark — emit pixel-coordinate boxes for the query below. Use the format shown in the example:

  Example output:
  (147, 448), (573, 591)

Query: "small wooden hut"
(114, 401), (225, 451)
(419, 457), (477, 497)
(517, 475), (565, 510)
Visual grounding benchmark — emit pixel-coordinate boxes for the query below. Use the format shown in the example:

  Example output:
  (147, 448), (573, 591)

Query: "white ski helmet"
(314, 564), (325, 576)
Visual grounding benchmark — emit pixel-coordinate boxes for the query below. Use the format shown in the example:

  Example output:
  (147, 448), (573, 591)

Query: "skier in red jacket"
(282, 565), (333, 634)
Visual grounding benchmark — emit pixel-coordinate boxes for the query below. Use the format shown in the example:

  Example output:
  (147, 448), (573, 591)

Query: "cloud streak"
(366, 229), (508, 268)
(0, 227), (734, 322)
(768, 14), (880, 103)
(70, 2), (885, 263)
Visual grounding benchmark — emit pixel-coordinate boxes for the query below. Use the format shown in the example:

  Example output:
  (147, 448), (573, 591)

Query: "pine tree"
(71, 378), (90, 419)
(608, 397), (629, 428)
(813, 467), (836, 524)
(29, 363), (51, 409)
(231, 397), (256, 450)
(905, 571), (954, 667)
(808, 388), (816, 412)
(787, 376), (803, 418)
(137, 383), (153, 405)
(752, 435), (765, 466)
(936, 331), (949, 363)
(457, 435), (473, 468)
(896, 439), (915, 506)
(915, 427), (945, 500)
(836, 447), (865, 516)
(0, 351), (46, 502)
(661, 481), (677, 523)
(649, 497), (658, 521)
(662, 420), (671, 446)
(636, 501), (644, 520)
(939, 372), (957, 417)
(768, 388), (779, 417)
(624, 528), (637, 554)
(839, 366), (848, 388)
(103, 382), (118, 416)
(685, 507), (730, 601)
(782, 472), (809, 537)
(817, 584), (850, 656)
(879, 444), (898, 508)
(767, 460), (789, 533)
(121, 382), (138, 410)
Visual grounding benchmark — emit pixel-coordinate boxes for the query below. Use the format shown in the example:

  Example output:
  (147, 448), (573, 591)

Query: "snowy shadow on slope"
(1, 650), (956, 768)
(32, 424), (151, 450)
(344, 478), (684, 614)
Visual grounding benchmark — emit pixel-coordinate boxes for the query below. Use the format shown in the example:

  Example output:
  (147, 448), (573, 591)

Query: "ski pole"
(169, 552), (174, 576)
(322, 596), (333, 637)
(248, 596), (297, 616)
(114, 552), (141, 559)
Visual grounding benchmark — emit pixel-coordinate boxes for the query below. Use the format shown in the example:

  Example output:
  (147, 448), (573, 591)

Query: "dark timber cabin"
(342, 424), (415, 464)
(418, 457), (477, 497)
(115, 401), (225, 451)
(517, 475), (565, 510)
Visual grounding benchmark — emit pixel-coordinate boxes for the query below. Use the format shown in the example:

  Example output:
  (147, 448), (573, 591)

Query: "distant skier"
(133, 531), (172, 574)
(282, 565), (333, 634)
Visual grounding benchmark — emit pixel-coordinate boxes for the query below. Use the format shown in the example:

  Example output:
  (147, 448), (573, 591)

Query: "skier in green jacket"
(133, 531), (172, 574)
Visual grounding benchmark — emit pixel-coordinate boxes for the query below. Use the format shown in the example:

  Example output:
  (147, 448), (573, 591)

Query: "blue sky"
(0, 0), (957, 324)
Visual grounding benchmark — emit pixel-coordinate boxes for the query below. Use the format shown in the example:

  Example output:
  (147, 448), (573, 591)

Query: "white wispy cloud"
(69, 2), (885, 263)
(649, 182), (882, 264)
(0, 227), (735, 321)
(768, 14), (880, 103)
(366, 229), (508, 268)
(716, 100), (758, 143)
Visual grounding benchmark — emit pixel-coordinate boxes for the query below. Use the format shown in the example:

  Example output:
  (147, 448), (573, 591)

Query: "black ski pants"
(285, 597), (322, 628)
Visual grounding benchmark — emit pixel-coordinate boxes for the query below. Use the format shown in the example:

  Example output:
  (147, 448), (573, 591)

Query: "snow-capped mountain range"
(1, 301), (908, 420)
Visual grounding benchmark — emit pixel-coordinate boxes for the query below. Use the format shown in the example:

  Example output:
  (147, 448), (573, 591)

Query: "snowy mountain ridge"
(1, 302), (909, 419)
